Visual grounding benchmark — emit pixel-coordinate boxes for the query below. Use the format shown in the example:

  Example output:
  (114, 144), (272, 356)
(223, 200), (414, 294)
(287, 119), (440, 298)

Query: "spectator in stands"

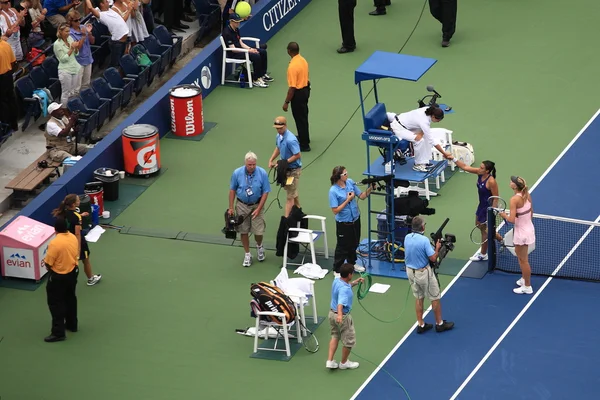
(67, 8), (94, 89)
(45, 102), (89, 162)
(25, 0), (47, 48)
(29, 0), (53, 41)
(222, 13), (272, 88)
(112, 0), (149, 46)
(0, 36), (18, 132)
(45, 0), (80, 28)
(140, 0), (153, 35)
(54, 22), (83, 104)
(15, 0), (33, 56)
(0, 0), (26, 61)
(86, 0), (130, 68)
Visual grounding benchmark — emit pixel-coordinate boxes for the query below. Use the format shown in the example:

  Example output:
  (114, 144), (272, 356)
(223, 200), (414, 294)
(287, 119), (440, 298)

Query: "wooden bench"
(5, 154), (62, 207)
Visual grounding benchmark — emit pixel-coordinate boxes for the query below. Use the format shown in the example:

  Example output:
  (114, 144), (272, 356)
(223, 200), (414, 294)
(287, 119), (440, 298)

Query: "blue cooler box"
(376, 211), (411, 243)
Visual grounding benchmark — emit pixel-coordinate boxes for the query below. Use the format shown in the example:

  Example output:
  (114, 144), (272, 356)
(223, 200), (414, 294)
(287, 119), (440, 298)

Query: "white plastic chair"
(282, 215), (329, 269)
(273, 267), (318, 326)
(219, 36), (261, 88)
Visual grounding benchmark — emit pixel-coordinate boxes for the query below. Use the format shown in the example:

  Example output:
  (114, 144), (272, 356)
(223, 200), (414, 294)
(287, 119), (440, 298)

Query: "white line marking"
(449, 214), (600, 399)
(349, 108), (600, 400)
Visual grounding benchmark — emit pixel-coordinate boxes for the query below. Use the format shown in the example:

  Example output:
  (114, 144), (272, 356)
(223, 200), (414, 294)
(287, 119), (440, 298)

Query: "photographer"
(229, 152), (271, 267)
(45, 102), (90, 163)
(329, 166), (372, 276)
(404, 216), (454, 334)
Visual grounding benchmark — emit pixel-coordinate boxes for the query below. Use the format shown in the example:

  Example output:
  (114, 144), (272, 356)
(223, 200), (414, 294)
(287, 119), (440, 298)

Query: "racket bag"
(250, 282), (297, 325)
(452, 141), (475, 166)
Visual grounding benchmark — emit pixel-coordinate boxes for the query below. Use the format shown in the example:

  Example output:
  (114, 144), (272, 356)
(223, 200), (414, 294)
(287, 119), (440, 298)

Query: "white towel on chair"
(294, 263), (329, 279)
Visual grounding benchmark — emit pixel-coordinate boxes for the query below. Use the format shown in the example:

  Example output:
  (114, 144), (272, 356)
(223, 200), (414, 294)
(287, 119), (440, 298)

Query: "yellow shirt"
(44, 233), (79, 274)
(287, 54), (309, 89)
(0, 40), (16, 75)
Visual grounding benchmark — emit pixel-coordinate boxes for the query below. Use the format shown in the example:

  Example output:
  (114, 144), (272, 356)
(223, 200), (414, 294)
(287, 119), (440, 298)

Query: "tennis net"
(488, 213), (600, 281)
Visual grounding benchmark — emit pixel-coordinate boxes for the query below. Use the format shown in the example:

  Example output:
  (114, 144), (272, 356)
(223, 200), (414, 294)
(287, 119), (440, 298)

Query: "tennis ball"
(235, 1), (251, 18)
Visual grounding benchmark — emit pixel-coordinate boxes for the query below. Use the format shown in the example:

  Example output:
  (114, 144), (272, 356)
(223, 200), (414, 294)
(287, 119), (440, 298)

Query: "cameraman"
(404, 216), (454, 334)
(45, 102), (90, 163)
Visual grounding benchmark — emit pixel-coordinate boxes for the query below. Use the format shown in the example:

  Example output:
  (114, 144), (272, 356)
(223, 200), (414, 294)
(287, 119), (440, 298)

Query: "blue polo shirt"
(404, 232), (435, 270)
(329, 179), (362, 223)
(330, 278), (353, 314)
(45, 0), (68, 17)
(276, 130), (301, 169)
(230, 166), (271, 205)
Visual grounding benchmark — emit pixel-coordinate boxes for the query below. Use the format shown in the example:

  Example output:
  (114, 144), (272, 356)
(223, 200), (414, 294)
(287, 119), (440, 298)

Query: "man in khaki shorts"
(229, 152), (271, 267)
(268, 116), (302, 217)
(404, 216), (454, 334)
(326, 263), (364, 370)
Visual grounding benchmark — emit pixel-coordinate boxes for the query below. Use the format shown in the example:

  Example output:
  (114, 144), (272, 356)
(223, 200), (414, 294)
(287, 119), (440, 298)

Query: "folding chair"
(282, 215), (329, 269)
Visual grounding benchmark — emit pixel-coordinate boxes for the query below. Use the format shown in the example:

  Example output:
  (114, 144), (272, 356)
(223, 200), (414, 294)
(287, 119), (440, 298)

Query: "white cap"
(47, 102), (62, 114)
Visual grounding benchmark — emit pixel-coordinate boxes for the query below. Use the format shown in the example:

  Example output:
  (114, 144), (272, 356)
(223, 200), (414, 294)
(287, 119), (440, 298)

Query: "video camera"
(429, 218), (457, 273)
(361, 175), (410, 192)
(221, 210), (244, 240)
(388, 190), (436, 217)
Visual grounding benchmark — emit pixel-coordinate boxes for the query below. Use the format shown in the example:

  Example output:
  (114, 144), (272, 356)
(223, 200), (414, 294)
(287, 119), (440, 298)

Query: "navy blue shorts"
(475, 206), (487, 224)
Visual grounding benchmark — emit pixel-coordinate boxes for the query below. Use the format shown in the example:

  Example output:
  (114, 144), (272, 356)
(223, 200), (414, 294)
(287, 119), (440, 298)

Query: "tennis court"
(352, 111), (600, 399)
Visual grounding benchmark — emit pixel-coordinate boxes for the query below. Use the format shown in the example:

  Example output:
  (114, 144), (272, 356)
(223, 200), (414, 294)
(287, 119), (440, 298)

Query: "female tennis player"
(52, 194), (102, 286)
(386, 105), (453, 172)
(452, 159), (503, 261)
(499, 176), (535, 294)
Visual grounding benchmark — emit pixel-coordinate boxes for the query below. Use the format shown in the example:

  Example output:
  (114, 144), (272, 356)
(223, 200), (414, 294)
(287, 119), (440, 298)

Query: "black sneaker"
(435, 320), (454, 332)
(416, 323), (433, 334)
(44, 335), (66, 343)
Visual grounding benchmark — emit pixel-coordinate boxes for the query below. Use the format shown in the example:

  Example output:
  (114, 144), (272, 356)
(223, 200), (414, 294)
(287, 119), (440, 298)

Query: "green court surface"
(1, 0), (599, 398)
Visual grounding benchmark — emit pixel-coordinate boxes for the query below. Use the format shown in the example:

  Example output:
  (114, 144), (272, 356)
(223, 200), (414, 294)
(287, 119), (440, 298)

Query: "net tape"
(490, 213), (600, 281)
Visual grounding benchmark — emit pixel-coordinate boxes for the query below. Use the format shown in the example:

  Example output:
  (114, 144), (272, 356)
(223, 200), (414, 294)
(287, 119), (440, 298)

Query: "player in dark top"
(52, 194), (102, 286)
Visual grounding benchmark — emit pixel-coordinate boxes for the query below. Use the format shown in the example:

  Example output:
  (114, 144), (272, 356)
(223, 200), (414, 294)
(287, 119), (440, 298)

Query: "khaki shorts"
(235, 200), (265, 235)
(406, 266), (441, 301)
(328, 310), (356, 348)
(284, 168), (301, 200)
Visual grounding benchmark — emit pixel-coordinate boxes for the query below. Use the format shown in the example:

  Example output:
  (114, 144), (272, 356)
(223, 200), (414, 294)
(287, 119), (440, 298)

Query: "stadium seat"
(14, 76), (42, 131)
(80, 88), (110, 126)
(130, 44), (160, 85)
(30, 66), (61, 102)
(91, 77), (122, 118)
(141, 35), (171, 76)
(41, 56), (59, 81)
(103, 67), (134, 107)
(67, 97), (99, 139)
(119, 54), (150, 96)
(282, 215), (329, 269)
(153, 25), (182, 65)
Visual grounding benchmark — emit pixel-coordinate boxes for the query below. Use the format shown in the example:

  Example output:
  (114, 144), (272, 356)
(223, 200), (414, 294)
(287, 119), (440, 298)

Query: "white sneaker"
(413, 164), (428, 172)
(87, 274), (102, 286)
(253, 78), (269, 88)
(516, 277), (524, 286)
(469, 252), (488, 261)
(513, 285), (533, 295)
(242, 253), (252, 267)
(257, 245), (265, 262)
(339, 360), (359, 369)
(326, 360), (339, 369)
(354, 264), (366, 273)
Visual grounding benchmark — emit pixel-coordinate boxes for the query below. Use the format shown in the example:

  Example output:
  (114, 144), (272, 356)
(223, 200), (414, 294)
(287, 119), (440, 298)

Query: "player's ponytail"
(51, 194), (78, 217)
(483, 160), (496, 178)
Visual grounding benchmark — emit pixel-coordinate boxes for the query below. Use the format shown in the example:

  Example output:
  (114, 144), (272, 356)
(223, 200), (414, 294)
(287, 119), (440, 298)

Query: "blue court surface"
(351, 109), (600, 400)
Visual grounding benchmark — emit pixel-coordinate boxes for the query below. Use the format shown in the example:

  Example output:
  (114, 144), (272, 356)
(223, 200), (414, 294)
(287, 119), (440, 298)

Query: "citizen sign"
(263, 0), (300, 31)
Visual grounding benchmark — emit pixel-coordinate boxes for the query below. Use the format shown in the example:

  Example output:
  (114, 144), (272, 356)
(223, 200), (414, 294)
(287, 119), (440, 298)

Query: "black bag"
(250, 282), (297, 325)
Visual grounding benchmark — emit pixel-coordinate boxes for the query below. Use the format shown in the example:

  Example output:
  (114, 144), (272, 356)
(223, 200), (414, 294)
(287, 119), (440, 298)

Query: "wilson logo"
(185, 99), (195, 135)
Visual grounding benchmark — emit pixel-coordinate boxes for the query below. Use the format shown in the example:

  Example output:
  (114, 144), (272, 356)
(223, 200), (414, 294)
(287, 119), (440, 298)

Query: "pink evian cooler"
(0, 216), (55, 281)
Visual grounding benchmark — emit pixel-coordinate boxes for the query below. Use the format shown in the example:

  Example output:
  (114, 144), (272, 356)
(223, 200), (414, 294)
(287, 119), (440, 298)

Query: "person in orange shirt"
(42, 217), (80, 342)
(0, 37), (18, 132)
(283, 42), (311, 152)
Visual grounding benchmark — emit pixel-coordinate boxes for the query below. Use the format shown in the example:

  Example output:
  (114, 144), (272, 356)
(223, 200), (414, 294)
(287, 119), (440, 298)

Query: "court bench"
(5, 153), (61, 207)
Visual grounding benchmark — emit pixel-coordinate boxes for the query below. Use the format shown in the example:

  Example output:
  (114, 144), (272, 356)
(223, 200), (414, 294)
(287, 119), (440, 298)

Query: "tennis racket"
(469, 196), (508, 245)
(298, 321), (319, 353)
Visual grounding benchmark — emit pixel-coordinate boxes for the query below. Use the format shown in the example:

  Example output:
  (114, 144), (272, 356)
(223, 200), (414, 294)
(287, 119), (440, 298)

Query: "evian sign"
(263, 0), (301, 31)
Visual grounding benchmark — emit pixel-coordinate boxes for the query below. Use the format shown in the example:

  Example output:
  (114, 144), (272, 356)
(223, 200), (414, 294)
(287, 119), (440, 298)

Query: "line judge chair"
(282, 215), (329, 269)
(251, 300), (301, 358)
(219, 35), (261, 88)
(272, 267), (318, 328)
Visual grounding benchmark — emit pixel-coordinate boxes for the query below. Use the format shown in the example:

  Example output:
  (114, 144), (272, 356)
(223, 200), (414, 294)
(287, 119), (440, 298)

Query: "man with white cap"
(45, 102), (89, 163)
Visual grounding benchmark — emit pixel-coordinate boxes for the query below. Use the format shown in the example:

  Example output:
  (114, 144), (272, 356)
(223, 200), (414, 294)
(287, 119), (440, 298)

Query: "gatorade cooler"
(169, 84), (204, 137)
(122, 124), (161, 176)
(84, 182), (104, 214)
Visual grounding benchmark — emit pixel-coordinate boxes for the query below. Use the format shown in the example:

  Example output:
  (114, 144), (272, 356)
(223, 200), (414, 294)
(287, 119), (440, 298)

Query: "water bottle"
(91, 204), (99, 227)
(239, 71), (246, 88)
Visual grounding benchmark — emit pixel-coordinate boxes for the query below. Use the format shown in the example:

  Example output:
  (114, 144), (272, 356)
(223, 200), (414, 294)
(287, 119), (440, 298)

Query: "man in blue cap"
(221, 12), (273, 88)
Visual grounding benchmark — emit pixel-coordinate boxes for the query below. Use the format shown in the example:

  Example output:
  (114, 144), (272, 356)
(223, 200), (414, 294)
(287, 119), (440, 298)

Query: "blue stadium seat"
(91, 77), (122, 118)
(130, 44), (160, 85)
(14, 76), (42, 131)
(153, 25), (182, 65)
(67, 97), (99, 139)
(80, 88), (110, 126)
(103, 67), (134, 107)
(119, 54), (149, 96)
(30, 66), (61, 102)
(41, 56), (59, 81)
(141, 35), (171, 76)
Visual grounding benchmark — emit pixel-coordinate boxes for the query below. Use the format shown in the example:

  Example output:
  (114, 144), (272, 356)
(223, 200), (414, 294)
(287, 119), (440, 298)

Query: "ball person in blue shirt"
(329, 166), (372, 276)
(326, 263), (364, 370)
(229, 152), (271, 267)
(268, 116), (302, 217)
(404, 216), (454, 334)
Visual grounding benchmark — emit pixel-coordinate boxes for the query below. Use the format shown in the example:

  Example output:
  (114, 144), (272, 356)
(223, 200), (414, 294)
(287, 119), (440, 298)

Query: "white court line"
(449, 214), (600, 399)
(349, 108), (600, 400)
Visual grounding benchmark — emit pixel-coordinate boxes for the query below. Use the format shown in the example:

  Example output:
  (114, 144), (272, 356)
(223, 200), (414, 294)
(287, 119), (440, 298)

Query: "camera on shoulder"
(430, 218), (457, 270)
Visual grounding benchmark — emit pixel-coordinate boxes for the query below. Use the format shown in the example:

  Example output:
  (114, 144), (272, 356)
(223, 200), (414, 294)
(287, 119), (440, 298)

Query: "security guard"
(337, 0), (356, 53)
(43, 217), (80, 342)
(283, 41), (311, 152)
(268, 116), (302, 218)
(369, 0), (391, 16)
(0, 37), (18, 132)
(229, 151), (271, 267)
